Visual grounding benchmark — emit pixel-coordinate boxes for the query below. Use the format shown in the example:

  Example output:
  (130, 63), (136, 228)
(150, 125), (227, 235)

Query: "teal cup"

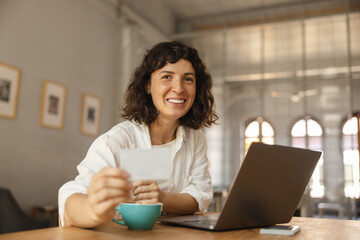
(113, 203), (162, 230)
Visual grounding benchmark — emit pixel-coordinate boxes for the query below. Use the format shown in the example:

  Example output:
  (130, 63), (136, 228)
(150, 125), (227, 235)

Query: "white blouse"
(58, 121), (213, 226)
(151, 139), (176, 191)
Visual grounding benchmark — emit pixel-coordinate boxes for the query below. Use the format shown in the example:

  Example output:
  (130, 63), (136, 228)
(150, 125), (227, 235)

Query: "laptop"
(159, 142), (322, 231)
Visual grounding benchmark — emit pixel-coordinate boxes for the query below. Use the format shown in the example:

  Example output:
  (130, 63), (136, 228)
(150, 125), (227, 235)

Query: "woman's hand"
(86, 167), (132, 224)
(131, 180), (163, 203)
(131, 180), (199, 214)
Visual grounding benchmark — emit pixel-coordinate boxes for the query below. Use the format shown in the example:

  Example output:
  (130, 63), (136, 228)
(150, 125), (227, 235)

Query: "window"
(205, 125), (223, 187)
(291, 116), (324, 198)
(342, 115), (360, 198)
(244, 117), (274, 153)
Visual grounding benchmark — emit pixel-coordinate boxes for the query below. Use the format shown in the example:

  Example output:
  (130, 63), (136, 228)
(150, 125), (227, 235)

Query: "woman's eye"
(162, 75), (171, 80)
(184, 77), (194, 82)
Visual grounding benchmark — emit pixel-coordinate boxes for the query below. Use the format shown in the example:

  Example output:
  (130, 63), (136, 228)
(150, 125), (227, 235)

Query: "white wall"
(0, 0), (175, 214)
(0, 0), (121, 213)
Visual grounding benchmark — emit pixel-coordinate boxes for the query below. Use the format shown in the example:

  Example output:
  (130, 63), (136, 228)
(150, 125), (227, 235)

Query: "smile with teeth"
(167, 98), (186, 104)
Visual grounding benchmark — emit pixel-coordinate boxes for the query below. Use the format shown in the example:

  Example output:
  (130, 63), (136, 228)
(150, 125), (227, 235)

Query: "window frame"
(244, 117), (275, 154)
(290, 115), (325, 198)
(340, 112), (360, 198)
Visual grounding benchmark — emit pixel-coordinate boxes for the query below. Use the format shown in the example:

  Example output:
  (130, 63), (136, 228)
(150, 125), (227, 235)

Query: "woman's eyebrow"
(158, 70), (174, 75)
(184, 73), (195, 76)
(158, 71), (195, 76)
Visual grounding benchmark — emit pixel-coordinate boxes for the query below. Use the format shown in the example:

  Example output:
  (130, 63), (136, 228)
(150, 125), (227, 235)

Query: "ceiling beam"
(172, 1), (360, 39)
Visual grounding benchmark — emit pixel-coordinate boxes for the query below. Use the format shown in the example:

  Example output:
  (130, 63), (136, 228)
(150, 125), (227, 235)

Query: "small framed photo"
(0, 62), (21, 119)
(40, 80), (67, 130)
(80, 93), (101, 136)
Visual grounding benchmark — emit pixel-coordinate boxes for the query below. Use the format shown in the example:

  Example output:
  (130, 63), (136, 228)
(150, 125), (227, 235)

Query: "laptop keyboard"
(183, 215), (218, 225)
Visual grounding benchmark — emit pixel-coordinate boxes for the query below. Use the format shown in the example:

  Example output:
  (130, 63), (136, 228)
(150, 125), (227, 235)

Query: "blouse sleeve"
(58, 136), (117, 226)
(180, 131), (213, 212)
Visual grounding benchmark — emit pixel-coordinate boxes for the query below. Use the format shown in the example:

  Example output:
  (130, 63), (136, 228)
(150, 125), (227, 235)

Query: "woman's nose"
(172, 78), (184, 93)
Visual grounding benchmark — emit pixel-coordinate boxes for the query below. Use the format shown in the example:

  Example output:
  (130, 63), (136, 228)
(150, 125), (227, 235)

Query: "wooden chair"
(0, 187), (49, 233)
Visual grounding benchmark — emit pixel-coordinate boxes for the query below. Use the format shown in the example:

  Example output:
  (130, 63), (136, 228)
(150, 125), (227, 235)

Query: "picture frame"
(80, 93), (101, 136)
(0, 62), (21, 119)
(40, 80), (67, 130)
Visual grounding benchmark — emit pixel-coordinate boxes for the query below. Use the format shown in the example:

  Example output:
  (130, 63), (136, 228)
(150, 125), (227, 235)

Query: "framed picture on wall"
(0, 62), (21, 119)
(40, 80), (67, 130)
(80, 93), (101, 136)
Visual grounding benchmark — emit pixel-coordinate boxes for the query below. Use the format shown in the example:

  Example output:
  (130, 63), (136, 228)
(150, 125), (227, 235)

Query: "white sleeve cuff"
(58, 181), (87, 227)
(180, 185), (213, 212)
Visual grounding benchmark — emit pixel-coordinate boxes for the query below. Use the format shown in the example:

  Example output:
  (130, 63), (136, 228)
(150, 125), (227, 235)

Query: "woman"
(58, 41), (218, 228)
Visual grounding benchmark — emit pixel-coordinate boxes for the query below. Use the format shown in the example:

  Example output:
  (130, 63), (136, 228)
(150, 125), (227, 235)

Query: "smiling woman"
(122, 41), (217, 130)
(58, 41), (219, 228)
(148, 59), (196, 124)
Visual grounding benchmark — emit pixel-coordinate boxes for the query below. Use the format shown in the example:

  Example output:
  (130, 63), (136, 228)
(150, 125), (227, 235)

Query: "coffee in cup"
(113, 202), (162, 230)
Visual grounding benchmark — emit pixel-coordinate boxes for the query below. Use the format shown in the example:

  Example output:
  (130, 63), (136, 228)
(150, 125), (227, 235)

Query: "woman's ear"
(146, 82), (151, 94)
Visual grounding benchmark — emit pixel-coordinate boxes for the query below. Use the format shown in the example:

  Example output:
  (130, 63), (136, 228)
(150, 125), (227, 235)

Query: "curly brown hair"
(121, 41), (218, 129)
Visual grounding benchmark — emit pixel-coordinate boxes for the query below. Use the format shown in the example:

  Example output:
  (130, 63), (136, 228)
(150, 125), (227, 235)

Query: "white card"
(120, 148), (170, 181)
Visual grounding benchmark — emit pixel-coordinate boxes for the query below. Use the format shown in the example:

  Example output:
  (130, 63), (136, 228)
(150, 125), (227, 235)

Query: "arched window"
(342, 115), (360, 198)
(291, 116), (324, 198)
(244, 117), (274, 153)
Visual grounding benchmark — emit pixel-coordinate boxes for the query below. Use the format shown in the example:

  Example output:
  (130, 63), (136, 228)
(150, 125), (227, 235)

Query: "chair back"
(0, 187), (48, 233)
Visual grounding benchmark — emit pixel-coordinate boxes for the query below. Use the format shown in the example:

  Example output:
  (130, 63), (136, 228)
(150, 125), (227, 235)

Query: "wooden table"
(1, 217), (359, 240)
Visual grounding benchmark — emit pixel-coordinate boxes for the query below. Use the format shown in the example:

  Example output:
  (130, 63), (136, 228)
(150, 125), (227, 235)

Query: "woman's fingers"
(132, 180), (161, 203)
(132, 180), (158, 195)
(132, 180), (156, 188)
(92, 196), (129, 220)
(134, 191), (159, 201)
(86, 167), (132, 222)
(89, 177), (132, 195)
(91, 167), (130, 183)
(89, 188), (130, 205)
(88, 167), (132, 195)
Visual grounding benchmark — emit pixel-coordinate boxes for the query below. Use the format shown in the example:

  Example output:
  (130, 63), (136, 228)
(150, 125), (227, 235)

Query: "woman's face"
(148, 59), (196, 123)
